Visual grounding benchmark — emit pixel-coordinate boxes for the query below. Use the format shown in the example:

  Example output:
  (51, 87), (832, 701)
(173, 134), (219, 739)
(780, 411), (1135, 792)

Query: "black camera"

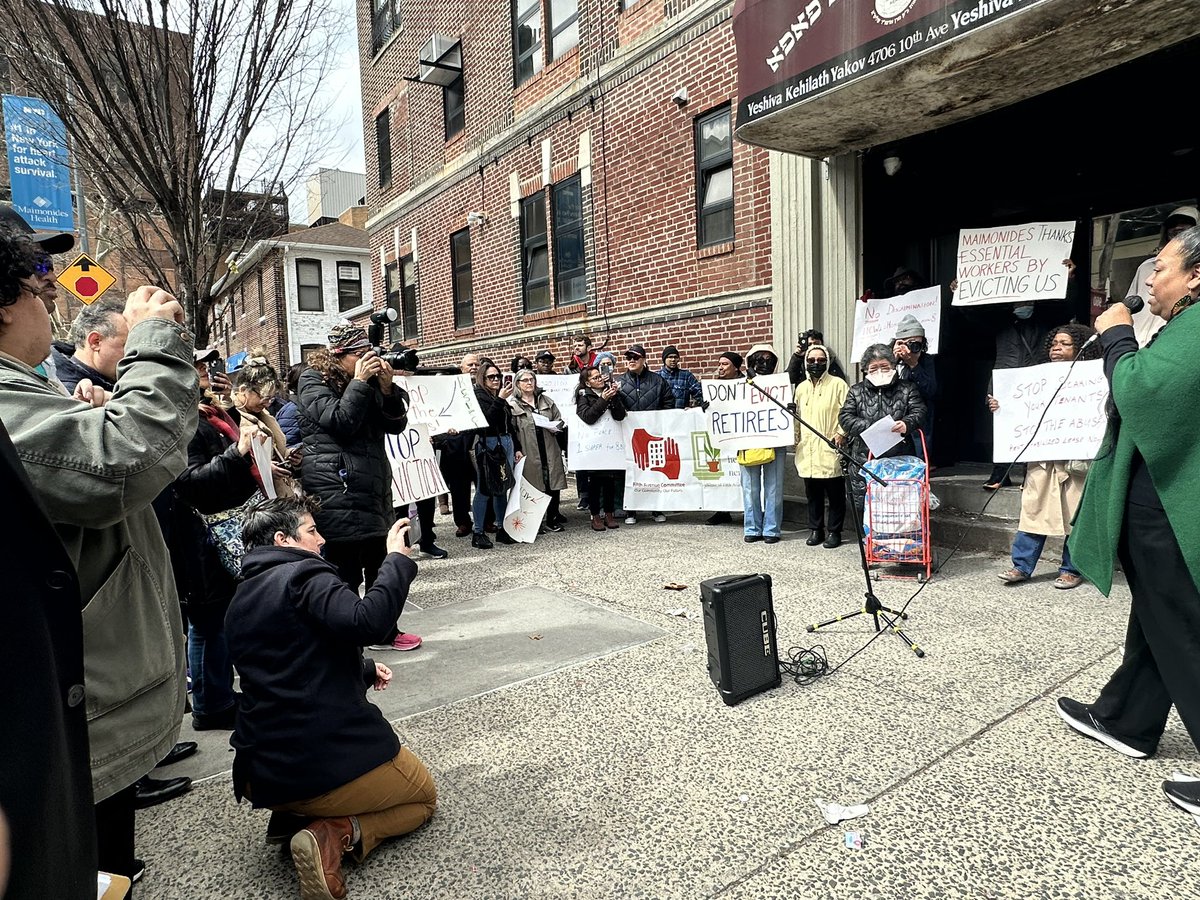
(368, 309), (419, 372)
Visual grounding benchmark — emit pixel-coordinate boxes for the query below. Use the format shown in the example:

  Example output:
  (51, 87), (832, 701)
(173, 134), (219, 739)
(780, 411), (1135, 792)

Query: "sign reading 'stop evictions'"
(852, 285), (942, 359)
(990, 360), (1108, 463)
(952, 221), (1076, 306)
(701, 373), (793, 451)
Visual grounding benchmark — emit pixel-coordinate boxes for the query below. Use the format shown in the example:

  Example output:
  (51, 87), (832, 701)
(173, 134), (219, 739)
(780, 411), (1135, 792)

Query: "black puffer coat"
(169, 411), (260, 613)
(839, 377), (927, 492)
(296, 369), (409, 542)
(473, 385), (522, 449)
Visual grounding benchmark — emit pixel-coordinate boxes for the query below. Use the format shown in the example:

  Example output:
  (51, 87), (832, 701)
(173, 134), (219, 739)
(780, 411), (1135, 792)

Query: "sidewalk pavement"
(140, 497), (1200, 899)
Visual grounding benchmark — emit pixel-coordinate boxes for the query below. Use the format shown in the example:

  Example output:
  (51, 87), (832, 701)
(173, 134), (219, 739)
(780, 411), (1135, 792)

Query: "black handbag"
(474, 439), (515, 497)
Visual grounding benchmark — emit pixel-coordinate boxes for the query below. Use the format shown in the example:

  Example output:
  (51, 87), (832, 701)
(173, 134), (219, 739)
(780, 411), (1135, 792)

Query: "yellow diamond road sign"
(57, 253), (115, 305)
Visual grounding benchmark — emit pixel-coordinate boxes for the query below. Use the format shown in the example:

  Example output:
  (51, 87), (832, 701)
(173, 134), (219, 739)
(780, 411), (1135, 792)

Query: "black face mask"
(806, 361), (827, 378)
(751, 357), (777, 376)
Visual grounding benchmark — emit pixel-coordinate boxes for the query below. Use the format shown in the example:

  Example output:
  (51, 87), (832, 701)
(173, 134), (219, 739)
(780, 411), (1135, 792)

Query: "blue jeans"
(741, 453), (786, 538)
(188, 616), (236, 716)
(1011, 530), (1079, 576)
(473, 435), (516, 533)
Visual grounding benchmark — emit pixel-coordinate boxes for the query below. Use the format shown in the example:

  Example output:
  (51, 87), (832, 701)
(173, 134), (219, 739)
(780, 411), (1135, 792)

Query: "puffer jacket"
(296, 368), (409, 542)
(576, 386), (628, 425)
(169, 409), (260, 610)
(275, 396), (303, 446)
(839, 376), (927, 492)
(0, 318), (195, 802)
(616, 368), (674, 412)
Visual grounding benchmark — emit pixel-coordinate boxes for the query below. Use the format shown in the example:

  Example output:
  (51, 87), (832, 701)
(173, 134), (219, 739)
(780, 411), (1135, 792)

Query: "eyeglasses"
(485, 373), (501, 381)
(34, 258), (53, 276)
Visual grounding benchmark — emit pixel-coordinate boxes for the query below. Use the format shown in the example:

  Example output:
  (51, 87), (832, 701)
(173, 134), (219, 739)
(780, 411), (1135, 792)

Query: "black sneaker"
(1163, 779), (1200, 815)
(131, 859), (145, 884)
(495, 529), (517, 545)
(1056, 697), (1150, 759)
(543, 522), (564, 533)
(471, 532), (493, 549)
(420, 543), (449, 559)
(576, 497), (589, 510)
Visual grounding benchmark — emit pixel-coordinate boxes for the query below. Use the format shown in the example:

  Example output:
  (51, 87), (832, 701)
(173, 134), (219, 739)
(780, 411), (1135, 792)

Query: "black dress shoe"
(265, 811), (310, 845)
(191, 700), (239, 731)
(744, 535), (763, 543)
(805, 529), (825, 546)
(764, 536), (780, 544)
(132, 774), (192, 809)
(705, 511), (733, 526)
(823, 531), (842, 549)
(495, 529), (517, 545)
(471, 532), (493, 549)
(155, 741), (198, 768)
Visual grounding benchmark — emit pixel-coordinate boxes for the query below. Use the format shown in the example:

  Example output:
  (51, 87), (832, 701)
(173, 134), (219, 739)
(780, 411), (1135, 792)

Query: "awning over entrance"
(733, 0), (1199, 157)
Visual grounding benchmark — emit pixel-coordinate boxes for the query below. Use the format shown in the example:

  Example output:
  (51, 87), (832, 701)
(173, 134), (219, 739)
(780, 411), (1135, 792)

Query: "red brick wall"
(358, 1), (772, 371)
(210, 248), (291, 373)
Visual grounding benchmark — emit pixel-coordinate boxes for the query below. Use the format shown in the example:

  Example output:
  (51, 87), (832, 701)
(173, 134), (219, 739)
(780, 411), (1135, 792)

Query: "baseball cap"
(0, 204), (75, 255)
(625, 344), (647, 359)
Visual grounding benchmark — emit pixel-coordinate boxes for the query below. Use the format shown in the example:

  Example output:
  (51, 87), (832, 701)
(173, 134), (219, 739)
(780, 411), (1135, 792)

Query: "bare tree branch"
(1, 0), (342, 343)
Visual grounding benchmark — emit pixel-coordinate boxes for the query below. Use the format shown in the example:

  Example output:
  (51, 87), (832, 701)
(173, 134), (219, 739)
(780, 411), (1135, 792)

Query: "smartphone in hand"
(502, 373), (515, 391)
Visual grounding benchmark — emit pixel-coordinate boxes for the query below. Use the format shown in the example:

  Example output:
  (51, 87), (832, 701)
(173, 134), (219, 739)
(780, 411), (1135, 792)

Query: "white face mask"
(866, 370), (895, 388)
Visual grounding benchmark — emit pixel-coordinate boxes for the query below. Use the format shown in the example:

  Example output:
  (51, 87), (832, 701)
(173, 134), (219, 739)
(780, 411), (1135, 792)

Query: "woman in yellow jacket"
(793, 344), (849, 548)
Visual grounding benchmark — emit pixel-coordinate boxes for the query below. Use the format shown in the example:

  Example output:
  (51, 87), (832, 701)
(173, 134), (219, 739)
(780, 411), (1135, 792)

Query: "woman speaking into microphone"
(1058, 226), (1200, 815)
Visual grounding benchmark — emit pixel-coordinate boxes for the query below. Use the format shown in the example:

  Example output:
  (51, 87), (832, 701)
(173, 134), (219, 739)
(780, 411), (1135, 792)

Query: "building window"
(513, 0), (543, 86)
(695, 106), (734, 247)
(443, 74), (465, 141)
(386, 256), (419, 340)
(257, 270), (265, 317)
(513, 1), (578, 85)
(371, 0), (400, 55)
(521, 194), (550, 313)
(336, 261), (362, 312)
(296, 259), (323, 311)
(450, 229), (474, 329)
(375, 109), (392, 188)
(300, 343), (323, 362)
(553, 175), (586, 306)
(548, 0), (579, 60)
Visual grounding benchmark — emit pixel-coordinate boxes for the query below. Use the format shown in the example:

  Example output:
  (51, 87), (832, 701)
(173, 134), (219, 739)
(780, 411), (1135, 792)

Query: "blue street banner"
(2, 94), (74, 231)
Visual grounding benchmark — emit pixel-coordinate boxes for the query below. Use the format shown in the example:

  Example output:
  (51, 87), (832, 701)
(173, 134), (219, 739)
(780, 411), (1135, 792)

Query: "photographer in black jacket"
(227, 497), (434, 900)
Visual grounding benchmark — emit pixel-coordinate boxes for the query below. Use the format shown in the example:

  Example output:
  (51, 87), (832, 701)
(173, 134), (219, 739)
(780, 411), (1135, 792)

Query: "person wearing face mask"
(992, 324), (1100, 590)
(739, 345), (787, 544)
(839, 344), (927, 513)
(1124, 206), (1197, 348)
(891, 315), (937, 461)
(793, 345), (849, 548)
(786, 329), (847, 385)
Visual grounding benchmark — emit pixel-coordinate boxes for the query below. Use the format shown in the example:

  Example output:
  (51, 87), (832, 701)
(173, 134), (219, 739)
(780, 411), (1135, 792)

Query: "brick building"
(357, 0), (777, 373)
(209, 221), (371, 372)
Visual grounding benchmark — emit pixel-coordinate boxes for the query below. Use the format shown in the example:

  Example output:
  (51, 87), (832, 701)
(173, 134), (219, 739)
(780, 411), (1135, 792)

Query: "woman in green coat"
(1057, 226), (1200, 816)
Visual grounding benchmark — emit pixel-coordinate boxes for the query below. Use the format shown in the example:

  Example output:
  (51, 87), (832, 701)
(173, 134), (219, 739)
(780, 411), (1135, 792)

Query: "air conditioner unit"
(418, 34), (462, 87)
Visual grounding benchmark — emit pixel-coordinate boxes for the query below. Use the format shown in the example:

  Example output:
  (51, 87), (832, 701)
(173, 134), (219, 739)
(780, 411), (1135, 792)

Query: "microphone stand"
(743, 374), (925, 658)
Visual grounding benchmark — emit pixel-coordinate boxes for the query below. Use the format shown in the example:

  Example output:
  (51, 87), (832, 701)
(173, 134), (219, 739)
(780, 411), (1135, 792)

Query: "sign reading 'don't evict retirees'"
(701, 373), (793, 451)
(56, 253), (115, 305)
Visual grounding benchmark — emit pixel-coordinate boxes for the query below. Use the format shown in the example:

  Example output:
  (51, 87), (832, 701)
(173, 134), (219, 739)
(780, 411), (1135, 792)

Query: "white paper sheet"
(532, 413), (561, 432)
(250, 433), (276, 499)
(861, 416), (903, 458)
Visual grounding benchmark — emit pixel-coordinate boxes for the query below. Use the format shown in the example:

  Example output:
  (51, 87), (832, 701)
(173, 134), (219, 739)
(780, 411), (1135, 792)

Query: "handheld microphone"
(1122, 295), (1145, 313)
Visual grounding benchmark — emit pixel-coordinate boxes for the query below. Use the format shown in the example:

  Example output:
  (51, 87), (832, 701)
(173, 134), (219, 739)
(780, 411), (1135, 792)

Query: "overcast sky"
(287, 0), (365, 219)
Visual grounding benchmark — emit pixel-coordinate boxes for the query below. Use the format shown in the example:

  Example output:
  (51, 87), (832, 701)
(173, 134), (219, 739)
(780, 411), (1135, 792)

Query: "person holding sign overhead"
(1059, 225), (1200, 817)
(991, 323), (1099, 590)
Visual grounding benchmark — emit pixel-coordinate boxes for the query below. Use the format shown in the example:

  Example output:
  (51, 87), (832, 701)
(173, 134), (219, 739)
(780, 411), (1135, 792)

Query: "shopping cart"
(863, 431), (931, 583)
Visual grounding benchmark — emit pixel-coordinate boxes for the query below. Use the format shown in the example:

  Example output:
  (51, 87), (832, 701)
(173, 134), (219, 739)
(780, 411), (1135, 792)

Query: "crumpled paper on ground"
(815, 798), (870, 825)
(664, 607), (699, 620)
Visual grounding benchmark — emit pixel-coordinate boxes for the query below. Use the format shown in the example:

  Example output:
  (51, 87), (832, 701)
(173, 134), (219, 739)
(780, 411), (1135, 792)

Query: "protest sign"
(535, 374), (580, 431)
(952, 221), (1076, 306)
(396, 374), (485, 435)
(621, 409), (742, 512)
(990, 360), (1108, 463)
(567, 400), (626, 470)
(701, 373), (793, 451)
(852, 285), (942, 359)
(385, 424), (450, 506)
(503, 458), (551, 542)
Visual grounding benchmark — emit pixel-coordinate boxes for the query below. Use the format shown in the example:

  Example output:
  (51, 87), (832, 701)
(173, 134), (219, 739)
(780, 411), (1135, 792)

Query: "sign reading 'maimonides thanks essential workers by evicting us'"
(952, 221), (1075, 306)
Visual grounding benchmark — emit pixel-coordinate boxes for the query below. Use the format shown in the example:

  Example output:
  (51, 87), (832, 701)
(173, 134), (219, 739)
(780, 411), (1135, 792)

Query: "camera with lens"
(901, 338), (927, 354)
(368, 308), (420, 372)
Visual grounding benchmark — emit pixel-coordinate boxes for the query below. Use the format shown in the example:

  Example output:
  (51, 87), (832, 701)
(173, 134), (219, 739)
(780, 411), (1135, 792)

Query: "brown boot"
(290, 816), (354, 900)
(605, 513), (620, 529)
(591, 514), (605, 531)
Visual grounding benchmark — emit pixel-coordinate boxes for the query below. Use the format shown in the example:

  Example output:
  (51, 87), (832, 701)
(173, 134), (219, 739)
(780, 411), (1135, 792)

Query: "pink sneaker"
(392, 632), (423, 651)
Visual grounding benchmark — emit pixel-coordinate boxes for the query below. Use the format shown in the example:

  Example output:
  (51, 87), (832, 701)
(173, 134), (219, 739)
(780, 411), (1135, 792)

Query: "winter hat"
(662, 345), (680, 362)
(327, 322), (371, 354)
(893, 314), (926, 341)
(719, 350), (743, 369)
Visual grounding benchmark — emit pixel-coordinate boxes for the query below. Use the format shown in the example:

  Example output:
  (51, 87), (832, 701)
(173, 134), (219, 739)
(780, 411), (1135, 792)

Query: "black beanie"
(662, 345), (680, 362)
(720, 351), (743, 368)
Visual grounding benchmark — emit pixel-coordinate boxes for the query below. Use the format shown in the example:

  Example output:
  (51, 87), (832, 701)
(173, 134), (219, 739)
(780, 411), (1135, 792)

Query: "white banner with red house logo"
(620, 409), (742, 512)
